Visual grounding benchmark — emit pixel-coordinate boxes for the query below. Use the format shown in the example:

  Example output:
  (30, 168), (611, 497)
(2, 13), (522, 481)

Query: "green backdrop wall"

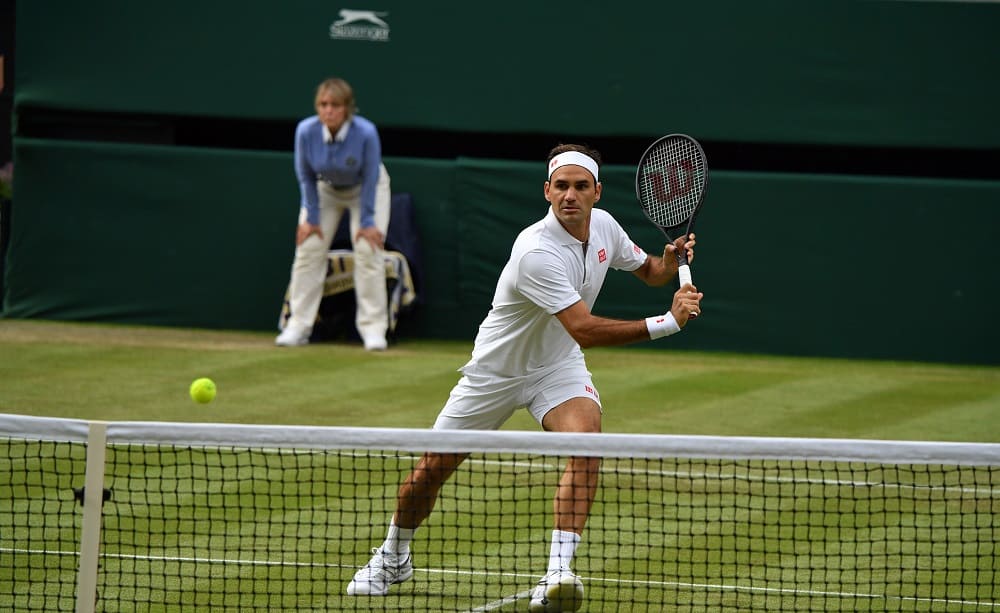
(14, 1), (1000, 149)
(5, 138), (998, 365)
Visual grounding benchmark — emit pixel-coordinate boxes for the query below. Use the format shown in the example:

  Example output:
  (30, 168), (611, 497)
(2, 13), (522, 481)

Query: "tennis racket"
(635, 133), (709, 290)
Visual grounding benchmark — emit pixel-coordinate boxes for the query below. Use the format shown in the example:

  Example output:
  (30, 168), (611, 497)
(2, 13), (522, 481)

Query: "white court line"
(609, 464), (1000, 497)
(4, 547), (998, 610)
(339, 450), (1000, 497)
(467, 573), (1000, 612)
(464, 589), (534, 611)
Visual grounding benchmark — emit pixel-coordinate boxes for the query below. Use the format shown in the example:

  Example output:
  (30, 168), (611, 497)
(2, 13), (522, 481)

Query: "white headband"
(547, 151), (599, 182)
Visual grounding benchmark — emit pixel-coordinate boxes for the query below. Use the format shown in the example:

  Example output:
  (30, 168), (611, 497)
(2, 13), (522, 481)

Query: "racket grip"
(678, 264), (693, 288)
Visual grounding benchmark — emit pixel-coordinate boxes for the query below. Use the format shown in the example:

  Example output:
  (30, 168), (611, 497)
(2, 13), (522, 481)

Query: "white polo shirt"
(461, 207), (648, 378)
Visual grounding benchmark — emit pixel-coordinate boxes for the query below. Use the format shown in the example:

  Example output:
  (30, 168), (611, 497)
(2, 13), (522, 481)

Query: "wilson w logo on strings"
(648, 159), (696, 202)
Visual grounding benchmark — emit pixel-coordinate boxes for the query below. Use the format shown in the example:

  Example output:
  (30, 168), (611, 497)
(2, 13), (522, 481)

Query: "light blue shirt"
(294, 114), (382, 227)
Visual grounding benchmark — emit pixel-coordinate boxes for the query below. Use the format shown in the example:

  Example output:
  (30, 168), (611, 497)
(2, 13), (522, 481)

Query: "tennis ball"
(189, 378), (217, 404)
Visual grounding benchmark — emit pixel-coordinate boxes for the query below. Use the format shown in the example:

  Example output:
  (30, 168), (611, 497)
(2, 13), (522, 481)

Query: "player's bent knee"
(542, 398), (602, 433)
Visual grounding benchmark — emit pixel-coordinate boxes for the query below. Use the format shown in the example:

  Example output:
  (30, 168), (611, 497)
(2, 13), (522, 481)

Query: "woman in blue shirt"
(277, 77), (392, 350)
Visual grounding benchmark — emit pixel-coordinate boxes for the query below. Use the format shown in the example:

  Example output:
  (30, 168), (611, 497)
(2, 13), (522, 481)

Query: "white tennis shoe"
(528, 569), (584, 612)
(346, 548), (413, 596)
(275, 323), (310, 347)
(362, 334), (388, 351)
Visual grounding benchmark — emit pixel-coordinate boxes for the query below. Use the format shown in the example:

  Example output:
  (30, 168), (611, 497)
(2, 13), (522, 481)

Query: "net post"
(75, 421), (107, 613)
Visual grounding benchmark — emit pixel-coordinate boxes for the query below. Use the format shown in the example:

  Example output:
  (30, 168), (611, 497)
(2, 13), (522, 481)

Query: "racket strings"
(638, 139), (706, 228)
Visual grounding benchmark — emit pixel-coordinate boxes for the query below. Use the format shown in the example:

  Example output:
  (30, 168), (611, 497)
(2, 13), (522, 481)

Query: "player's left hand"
(664, 233), (696, 265)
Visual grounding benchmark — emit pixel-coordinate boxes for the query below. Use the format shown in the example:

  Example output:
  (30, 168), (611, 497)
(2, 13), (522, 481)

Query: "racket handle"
(677, 264), (698, 319)
(678, 264), (693, 288)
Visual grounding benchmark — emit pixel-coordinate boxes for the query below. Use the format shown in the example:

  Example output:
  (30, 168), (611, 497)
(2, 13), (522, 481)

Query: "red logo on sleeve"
(598, 248), (607, 263)
(633, 243), (642, 254)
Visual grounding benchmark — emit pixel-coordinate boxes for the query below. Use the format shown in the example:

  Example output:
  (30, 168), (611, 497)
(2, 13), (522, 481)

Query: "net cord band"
(1, 412), (998, 465)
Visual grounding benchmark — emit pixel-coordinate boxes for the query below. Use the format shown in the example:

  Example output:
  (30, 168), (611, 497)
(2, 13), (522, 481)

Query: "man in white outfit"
(346, 143), (703, 611)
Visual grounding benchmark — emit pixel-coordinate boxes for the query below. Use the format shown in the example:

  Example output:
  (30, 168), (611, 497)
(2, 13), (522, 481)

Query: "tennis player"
(347, 144), (702, 611)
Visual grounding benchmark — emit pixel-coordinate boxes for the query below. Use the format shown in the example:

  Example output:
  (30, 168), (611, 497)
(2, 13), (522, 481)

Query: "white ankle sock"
(547, 529), (581, 572)
(381, 521), (416, 557)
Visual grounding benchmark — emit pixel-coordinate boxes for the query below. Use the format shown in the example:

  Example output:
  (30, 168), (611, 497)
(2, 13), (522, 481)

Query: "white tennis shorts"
(432, 360), (602, 431)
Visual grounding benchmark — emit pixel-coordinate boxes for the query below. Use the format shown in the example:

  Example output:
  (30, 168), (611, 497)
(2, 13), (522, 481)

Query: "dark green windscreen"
(14, 1), (1000, 148)
(5, 138), (998, 364)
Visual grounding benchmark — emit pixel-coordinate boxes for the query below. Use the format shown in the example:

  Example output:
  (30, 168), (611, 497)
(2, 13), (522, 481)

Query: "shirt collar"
(323, 118), (353, 143)
(543, 207), (586, 246)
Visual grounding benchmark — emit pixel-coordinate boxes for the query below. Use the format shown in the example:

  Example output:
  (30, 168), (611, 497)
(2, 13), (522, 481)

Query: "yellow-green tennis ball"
(189, 378), (217, 404)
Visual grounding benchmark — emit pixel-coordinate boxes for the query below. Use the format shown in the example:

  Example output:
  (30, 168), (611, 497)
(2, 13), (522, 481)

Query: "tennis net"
(1, 412), (998, 612)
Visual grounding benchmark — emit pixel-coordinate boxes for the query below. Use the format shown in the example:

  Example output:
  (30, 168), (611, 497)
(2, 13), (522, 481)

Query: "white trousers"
(285, 164), (392, 341)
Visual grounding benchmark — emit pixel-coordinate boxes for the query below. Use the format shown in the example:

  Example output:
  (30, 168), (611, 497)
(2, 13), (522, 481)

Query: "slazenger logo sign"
(329, 9), (390, 42)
